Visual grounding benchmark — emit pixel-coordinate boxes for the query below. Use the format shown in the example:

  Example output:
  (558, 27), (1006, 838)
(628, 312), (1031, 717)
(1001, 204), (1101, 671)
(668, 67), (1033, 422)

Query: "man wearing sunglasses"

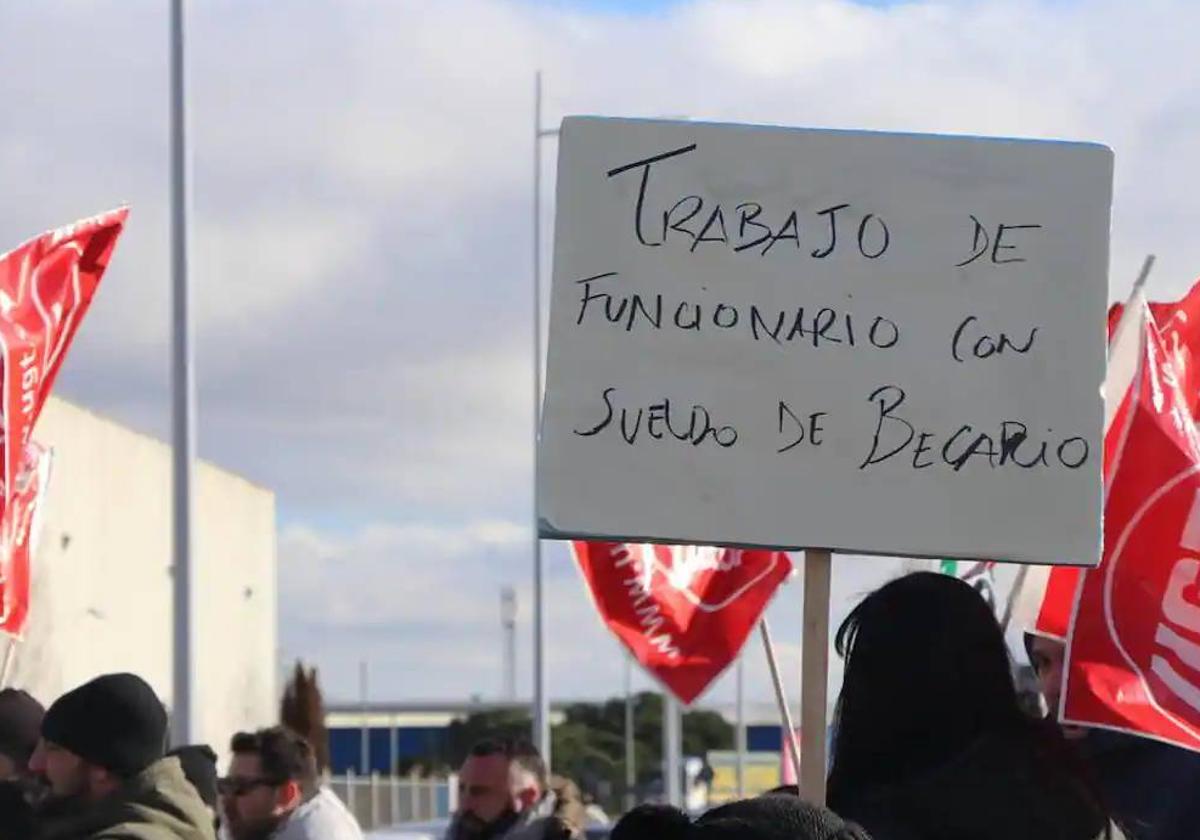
(221, 726), (362, 840)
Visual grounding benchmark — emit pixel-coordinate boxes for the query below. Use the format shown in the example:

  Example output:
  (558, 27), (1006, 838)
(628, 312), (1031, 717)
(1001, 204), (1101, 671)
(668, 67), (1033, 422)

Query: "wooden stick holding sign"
(759, 619), (803, 787)
(801, 550), (832, 804)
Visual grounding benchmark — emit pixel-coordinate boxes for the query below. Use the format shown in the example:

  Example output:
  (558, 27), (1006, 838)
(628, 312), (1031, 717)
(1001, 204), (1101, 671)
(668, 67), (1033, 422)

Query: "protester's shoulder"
(276, 788), (364, 839)
(838, 731), (1109, 840)
(90, 760), (216, 840)
(833, 790), (925, 840)
(90, 822), (213, 840)
(505, 816), (583, 840)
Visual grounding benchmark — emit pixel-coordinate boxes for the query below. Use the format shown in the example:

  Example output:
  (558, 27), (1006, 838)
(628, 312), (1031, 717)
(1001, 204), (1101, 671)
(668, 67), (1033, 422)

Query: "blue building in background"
(324, 700), (791, 776)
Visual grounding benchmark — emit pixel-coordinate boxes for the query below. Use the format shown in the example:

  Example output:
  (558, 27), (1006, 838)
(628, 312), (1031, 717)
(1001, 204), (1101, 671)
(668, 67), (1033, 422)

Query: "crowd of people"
(2, 572), (1198, 839)
(450, 573), (1200, 840)
(0, 674), (363, 839)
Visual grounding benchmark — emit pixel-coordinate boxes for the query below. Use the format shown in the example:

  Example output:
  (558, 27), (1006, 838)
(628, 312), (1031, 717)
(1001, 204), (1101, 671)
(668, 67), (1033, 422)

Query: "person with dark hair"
(765, 784), (800, 797)
(27, 672), (214, 839)
(0, 687), (43, 781)
(446, 738), (581, 840)
(0, 688), (45, 839)
(827, 573), (1118, 840)
(168, 744), (220, 831)
(611, 795), (869, 840)
(1026, 631), (1200, 840)
(221, 726), (362, 840)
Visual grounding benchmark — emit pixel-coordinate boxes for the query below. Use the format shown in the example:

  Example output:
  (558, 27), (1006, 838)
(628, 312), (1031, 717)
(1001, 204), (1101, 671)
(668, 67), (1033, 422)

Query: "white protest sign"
(538, 118), (1111, 566)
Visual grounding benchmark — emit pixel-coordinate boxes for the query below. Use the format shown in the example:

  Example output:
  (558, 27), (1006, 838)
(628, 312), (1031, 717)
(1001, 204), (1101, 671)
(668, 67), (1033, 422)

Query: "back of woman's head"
(611, 796), (869, 840)
(828, 572), (1022, 807)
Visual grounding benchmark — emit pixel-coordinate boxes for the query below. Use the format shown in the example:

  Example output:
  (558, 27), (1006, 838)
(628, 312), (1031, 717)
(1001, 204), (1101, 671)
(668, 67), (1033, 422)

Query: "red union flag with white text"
(0, 208), (127, 636)
(1015, 281), (1200, 644)
(572, 542), (793, 704)
(1063, 296), (1200, 750)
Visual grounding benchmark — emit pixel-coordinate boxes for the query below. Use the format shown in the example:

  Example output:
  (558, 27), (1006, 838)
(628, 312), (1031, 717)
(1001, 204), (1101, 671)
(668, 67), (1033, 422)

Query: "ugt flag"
(573, 542), (792, 704)
(1063, 293), (1200, 750)
(0, 208), (128, 636)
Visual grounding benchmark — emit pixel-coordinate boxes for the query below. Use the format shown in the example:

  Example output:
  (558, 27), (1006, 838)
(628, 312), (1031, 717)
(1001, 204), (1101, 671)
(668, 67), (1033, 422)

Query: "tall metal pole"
(736, 657), (746, 798)
(360, 661), (370, 774)
(664, 694), (682, 807)
(502, 587), (518, 701)
(532, 70), (550, 768)
(624, 656), (636, 811)
(169, 0), (197, 748)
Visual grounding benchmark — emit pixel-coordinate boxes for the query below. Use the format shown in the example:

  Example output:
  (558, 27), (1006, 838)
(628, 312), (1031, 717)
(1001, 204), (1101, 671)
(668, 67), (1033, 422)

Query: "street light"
(532, 69), (554, 769)
(531, 72), (689, 774)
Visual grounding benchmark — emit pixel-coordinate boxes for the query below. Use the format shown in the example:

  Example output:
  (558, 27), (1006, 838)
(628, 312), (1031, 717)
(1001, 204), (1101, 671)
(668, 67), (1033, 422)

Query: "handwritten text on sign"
(538, 119), (1112, 565)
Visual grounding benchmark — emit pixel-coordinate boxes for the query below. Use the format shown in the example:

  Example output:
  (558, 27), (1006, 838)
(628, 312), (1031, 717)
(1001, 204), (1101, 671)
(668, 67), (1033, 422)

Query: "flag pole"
(663, 692), (683, 807)
(531, 69), (551, 768)
(1131, 254), (1155, 298)
(735, 655), (746, 798)
(759, 620), (803, 788)
(0, 639), (16, 687)
(169, 0), (198, 747)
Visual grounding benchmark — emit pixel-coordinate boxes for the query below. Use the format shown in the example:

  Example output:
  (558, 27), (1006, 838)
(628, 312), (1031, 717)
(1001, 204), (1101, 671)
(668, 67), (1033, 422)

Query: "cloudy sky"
(3, 0), (1199, 712)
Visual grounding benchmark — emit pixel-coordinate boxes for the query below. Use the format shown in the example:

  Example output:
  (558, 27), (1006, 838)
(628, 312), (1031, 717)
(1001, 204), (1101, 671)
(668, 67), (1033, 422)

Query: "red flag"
(0, 443), (51, 637)
(572, 542), (793, 705)
(1109, 278), (1200, 415)
(1019, 283), (1182, 642)
(1063, 299), (1200, 750)
(0, 208), (127, 637)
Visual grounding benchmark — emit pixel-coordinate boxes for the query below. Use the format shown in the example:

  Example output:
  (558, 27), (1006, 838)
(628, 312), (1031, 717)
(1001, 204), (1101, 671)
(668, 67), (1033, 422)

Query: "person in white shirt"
(220, 726), (363, 840)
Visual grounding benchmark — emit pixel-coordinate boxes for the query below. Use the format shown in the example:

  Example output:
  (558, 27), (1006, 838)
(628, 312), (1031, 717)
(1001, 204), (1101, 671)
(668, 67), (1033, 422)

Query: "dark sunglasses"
(217, 776), (281, 797)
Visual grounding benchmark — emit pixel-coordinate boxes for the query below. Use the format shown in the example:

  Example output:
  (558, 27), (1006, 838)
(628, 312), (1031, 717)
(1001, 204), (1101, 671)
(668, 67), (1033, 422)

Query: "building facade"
(4, 397), (278, 756)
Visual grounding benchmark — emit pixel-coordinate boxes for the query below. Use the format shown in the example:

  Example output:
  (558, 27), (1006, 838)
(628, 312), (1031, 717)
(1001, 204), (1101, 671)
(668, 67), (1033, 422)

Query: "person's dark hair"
(826, 571), (1110, 836)
(612, 797), (869, 840)
(611, 804), (690, 840)
(230, 727), (318, 797)
(828, 572), (1023, 807)
(468, 737), (547, 789)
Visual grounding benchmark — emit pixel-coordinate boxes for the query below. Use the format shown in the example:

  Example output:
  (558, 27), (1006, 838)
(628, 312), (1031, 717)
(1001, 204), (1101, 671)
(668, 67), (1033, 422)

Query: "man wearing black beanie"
(27, 672), (215, 839)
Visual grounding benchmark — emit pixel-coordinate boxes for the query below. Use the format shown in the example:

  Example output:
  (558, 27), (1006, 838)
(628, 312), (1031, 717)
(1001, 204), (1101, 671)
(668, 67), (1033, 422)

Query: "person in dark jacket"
(827, 573), (1118, 840)
(611, 795), (870, 840)
(28, 672), (214, 839)
(1027, 631), (1200, 840)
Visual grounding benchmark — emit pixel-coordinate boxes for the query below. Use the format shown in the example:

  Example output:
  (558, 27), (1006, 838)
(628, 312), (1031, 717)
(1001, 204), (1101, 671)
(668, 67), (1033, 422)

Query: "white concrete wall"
(5, 397), (277, 757)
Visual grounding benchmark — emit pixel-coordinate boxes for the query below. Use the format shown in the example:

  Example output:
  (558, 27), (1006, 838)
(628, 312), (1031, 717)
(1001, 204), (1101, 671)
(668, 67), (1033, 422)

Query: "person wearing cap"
(28, 672), (215, 840)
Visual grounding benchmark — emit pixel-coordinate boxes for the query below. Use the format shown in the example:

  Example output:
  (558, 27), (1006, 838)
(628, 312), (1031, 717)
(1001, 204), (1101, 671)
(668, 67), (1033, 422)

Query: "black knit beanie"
(42, 673), (166, 778)
(0, 689), (44, 768)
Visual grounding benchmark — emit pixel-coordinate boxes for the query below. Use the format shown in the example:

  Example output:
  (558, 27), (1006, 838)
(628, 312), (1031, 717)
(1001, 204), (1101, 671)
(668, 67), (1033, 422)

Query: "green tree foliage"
(280, 661), (331, 772)
(406, 693), (733, 811)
